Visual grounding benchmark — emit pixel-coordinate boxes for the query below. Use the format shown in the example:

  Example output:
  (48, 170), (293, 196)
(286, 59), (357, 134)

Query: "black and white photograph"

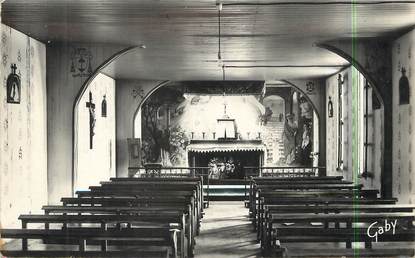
(0, 1), (415, 257)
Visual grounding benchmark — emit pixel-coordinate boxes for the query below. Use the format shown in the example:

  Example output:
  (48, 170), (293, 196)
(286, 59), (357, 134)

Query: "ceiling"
(2, 0), (415, 81)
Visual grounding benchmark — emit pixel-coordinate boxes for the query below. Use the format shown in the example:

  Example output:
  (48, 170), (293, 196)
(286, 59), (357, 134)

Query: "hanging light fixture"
(217, 2), (224, 69)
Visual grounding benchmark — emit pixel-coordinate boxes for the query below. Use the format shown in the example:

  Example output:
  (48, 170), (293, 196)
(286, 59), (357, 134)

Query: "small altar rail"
(243, 166), (325, 178)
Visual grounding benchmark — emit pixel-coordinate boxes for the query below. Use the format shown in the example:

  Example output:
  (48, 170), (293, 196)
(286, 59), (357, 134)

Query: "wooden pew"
(79, 185), (201, 236)
(17, 213), (185, 257)
(252, 188), (379, 226)
(254, 195), (391, 239)
(61, 196), (197, 255)
(248, 176), (348, 214)
(96, 180), (203, 223)
(1, 249), (171, 257)
(1, 228), (176, 258)
(109, 177), (206, 210)
(263, 212), (415, 257)
(259, 204), (415, 246)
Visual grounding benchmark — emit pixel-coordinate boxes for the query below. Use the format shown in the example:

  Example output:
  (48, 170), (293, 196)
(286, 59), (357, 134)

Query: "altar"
(187, 140), (266, 179)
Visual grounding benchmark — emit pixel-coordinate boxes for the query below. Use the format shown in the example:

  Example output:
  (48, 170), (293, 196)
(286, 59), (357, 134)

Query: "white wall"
(75, 73), (116, 191)
(46, 43), (127, 203)
(392, 29), (415, 204)
(0, 23), (47, 228)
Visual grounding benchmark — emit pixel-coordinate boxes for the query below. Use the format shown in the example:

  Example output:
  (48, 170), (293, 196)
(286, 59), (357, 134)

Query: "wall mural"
(282, 95), (314, 166)
(140, 84), (316, 167)
(141, 87), (188, 166)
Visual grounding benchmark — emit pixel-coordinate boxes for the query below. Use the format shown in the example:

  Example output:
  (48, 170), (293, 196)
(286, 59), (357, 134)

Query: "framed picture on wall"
(127, 138), (141, 170)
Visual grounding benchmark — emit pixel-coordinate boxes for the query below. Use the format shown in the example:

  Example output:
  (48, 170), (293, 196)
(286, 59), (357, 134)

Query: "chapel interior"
(1, 1), (415, 257)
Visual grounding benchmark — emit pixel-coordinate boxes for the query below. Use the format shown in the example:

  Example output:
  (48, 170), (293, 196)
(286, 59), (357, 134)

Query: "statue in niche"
(7, 64), (21, 104)
(399, 67), (410, 105)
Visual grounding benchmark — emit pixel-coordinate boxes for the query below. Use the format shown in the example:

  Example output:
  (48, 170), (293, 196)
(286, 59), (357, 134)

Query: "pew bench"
(256, 204), (415, 243)
(60, 196), (197, 253)
(280, 248), (415, 257)
(0, 227), (179, 257)
(1, 249), (171, 257)
(252, 190), (381, 227)
(262, 212), (415, 253)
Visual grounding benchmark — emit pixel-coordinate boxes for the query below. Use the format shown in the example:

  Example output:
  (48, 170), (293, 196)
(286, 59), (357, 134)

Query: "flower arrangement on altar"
(208, 157), (236, 179)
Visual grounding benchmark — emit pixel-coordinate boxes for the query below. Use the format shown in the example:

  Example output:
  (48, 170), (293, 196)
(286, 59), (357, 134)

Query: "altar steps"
(204, 180), (249, 201)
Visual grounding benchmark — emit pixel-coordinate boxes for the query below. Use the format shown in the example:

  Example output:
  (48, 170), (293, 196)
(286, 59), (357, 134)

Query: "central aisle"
(194, 201), (261, 258)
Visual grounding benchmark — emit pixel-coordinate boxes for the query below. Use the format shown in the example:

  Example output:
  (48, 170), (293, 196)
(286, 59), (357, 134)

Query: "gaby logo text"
(366, 219), (397, 242)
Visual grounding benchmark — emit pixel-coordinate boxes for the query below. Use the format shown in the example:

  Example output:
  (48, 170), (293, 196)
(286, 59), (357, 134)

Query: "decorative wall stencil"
(181, 81), (264, 95)
(85, 91), (96, 149)
(1, 31), (7, 44)
(399, 67), (410, 105)
(70, 47), (93, 77)
(306, 81), (315, 95)
(101, 95), (107, 117)
(2, 53), (8, 66)
(0, 24), (47, 229)
(327, 96), (333, 117)
(17, 50), (22, 62)
(392, 30), (415, 203)
(7, 64), (21, 104)
(132, 87), (145, 99)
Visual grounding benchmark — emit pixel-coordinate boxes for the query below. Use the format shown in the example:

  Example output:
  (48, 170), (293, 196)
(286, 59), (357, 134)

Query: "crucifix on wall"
(86, 91), (96, 149)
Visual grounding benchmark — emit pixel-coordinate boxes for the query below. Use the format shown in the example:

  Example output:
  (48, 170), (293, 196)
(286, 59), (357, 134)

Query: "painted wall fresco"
(75, 73), (116, 191)
(326, 67), (382, 190)
(0, 24), (47, 228)
(140, 87), (265, 166)
(392, 29), (415, 204)
(139, 85), (316, 167)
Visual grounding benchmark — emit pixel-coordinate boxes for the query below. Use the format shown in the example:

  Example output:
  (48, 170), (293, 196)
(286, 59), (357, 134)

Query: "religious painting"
(141, 87), (188, 166)
(128, 138), (142, 169)
(7, 64), (21, 104)
(282, 93), (314, 166)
